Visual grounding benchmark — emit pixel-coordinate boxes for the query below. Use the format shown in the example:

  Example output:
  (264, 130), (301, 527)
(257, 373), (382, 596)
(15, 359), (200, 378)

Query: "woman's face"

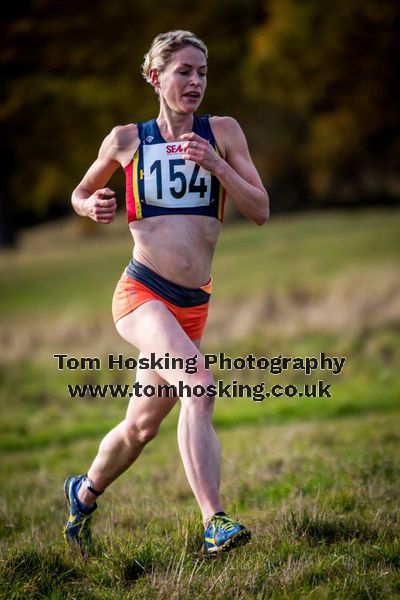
(156, 46), (207, 114)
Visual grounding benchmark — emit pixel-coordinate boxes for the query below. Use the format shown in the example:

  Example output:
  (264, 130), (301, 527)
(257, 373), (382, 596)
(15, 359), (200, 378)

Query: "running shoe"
(63, 475), (97, 549)
(204, 513), (251, 554)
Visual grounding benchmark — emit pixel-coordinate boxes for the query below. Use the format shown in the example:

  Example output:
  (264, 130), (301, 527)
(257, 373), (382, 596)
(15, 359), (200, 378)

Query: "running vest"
(124, 115), (226, 222)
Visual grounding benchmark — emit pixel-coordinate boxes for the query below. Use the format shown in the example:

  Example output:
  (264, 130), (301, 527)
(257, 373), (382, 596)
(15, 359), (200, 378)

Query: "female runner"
(64, 30), (269, 555)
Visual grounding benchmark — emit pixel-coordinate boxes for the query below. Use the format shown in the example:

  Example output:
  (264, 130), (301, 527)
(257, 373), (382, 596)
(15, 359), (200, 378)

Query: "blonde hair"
(141, 30), (208, 90)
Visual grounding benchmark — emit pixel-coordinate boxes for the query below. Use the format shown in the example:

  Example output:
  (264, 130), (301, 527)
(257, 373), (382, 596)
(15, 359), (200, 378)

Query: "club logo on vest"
(166, 144), (183, 154)
(145, 136), (154, 143)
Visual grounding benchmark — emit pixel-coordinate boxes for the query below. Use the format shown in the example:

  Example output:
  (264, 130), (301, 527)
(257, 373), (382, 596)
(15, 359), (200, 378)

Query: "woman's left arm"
(181, 117), (269, 225)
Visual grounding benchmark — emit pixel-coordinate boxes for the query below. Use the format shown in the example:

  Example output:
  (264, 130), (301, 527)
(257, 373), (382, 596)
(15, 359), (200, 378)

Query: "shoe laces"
(211, 515), (237, 533)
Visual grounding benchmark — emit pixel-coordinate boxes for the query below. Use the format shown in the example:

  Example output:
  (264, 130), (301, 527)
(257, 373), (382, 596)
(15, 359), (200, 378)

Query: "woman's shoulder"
(103, 124), (140, 165)
(109, 123), (139, 149)
(209, 116), (244, 158)
(209, 115), (244, 143)
(209, 115), (240, 131)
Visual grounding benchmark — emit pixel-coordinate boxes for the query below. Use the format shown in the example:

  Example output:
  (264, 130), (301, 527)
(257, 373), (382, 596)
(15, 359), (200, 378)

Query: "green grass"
(1, 207), (399, 315)
(1, 208), (399, 598)
(1, 414), (399, 598)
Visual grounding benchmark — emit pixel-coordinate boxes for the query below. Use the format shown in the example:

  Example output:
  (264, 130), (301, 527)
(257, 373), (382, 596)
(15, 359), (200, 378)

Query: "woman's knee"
(180, 369), (216, 413)
(181, 368), (215, 412)
(123, 419), (159, 447)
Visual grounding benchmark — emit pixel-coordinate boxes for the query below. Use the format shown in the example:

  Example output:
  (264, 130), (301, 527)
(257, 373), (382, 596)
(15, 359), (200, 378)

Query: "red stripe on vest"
(124, 161), (136, 222)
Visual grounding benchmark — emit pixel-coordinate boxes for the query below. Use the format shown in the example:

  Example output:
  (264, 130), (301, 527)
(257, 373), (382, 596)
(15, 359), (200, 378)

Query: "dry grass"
(1, 209), (399, 362)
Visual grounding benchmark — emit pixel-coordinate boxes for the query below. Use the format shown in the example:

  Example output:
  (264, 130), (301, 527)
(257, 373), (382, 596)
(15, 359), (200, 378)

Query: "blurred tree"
(0, 0), (264, 244)
(5, 0), (398, 239)
(244, 0), (400, 210)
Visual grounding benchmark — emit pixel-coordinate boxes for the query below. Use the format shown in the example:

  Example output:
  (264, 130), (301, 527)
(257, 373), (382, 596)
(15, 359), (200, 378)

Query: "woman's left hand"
(180, 132), (222, 174)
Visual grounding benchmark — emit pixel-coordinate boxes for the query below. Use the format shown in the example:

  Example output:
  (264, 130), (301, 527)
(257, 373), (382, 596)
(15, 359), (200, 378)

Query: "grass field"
(0, 208), (399, 599)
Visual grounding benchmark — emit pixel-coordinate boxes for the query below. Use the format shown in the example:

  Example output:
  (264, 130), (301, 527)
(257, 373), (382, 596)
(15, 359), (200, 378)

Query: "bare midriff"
(129, 214), (222, 288)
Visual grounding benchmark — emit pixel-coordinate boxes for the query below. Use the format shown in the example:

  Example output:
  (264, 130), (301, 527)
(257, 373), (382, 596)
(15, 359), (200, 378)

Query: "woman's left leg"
(116, 301), (223, 521)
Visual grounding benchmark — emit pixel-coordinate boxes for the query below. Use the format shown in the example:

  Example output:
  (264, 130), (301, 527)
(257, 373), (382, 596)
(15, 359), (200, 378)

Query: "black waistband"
(126, 259), (211, 308)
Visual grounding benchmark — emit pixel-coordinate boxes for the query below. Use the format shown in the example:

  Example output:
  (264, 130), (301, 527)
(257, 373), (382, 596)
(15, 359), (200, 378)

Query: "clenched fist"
(85, 188), (117, 224)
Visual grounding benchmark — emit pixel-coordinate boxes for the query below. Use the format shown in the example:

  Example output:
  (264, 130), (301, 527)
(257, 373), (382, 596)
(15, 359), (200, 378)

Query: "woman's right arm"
(72, 125), (137, 224)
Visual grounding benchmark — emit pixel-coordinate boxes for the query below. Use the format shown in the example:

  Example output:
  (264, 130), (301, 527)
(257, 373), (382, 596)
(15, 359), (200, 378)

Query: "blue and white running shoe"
(204, 513), (251, 554)
(63, 475), (97, 549)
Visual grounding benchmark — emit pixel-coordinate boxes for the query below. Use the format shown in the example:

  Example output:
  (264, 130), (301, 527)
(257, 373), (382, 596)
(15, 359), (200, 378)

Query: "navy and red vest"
(124, 115), (226, 222)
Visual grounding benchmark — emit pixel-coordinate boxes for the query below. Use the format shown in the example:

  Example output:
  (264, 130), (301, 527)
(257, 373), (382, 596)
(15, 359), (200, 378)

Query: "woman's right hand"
(84, 188), (117, 224)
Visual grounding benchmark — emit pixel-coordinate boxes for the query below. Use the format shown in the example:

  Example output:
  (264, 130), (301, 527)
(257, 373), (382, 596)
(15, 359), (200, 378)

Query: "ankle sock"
(74, 479), (96, 514)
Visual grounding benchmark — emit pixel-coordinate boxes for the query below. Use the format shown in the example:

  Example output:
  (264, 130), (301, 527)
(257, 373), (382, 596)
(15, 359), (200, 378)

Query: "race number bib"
(143, 142), (212, 208)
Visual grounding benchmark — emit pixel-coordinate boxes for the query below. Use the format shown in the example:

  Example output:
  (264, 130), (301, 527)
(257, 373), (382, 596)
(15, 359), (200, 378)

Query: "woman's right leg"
(78, 354), (178, 506)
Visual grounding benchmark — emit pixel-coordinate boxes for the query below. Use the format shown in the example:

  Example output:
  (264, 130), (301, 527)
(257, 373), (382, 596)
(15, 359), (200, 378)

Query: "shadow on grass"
(285, 508), (382, 544)
(0, 547), (83, 597)
(2, 391), (399, 454)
